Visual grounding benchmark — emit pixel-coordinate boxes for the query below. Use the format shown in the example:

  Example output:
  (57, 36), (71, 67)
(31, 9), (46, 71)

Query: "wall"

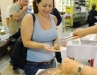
(0, 0), (12, 25)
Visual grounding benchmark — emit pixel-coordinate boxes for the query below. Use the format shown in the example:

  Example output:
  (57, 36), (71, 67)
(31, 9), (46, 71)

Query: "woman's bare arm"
(21, 14), (44, 49)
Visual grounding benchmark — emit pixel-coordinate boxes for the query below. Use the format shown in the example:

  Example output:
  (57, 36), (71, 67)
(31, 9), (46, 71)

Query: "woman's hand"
(53, 44), (60, 50)
(43, 44), (53, 52)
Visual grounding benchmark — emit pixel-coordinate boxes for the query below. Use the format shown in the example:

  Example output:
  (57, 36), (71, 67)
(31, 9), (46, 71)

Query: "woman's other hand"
(43, 43), (53, 52)
(53, 44), (60, 50)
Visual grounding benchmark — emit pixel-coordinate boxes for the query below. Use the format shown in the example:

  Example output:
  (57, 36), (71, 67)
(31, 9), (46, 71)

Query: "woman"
(21, 0), (58, 75)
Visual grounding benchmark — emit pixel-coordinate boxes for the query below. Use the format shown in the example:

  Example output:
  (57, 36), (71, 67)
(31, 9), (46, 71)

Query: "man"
(9, 0), (29, 73)
(9, 0), (29, 37)
(6, 0), (18, 27)
(87, 4), (97, 27)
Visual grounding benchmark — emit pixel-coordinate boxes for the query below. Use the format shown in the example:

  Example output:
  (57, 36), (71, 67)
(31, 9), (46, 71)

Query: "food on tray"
(0, 30), (5, 35)
(37, 68), (63, 75)
(53, 44), (60, 50)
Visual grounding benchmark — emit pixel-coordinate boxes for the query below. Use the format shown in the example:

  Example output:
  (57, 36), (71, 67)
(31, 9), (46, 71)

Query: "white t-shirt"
(6, 5), (11, 18)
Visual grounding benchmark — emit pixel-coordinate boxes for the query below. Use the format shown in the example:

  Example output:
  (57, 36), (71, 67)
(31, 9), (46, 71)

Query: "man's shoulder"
(9, 3), (21, 15)
(10, 3), (18, 9)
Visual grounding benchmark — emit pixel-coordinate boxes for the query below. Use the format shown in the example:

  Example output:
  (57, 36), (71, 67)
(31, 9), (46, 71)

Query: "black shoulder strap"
(31, 14), (36, 37)
(31, 13), (36, 23)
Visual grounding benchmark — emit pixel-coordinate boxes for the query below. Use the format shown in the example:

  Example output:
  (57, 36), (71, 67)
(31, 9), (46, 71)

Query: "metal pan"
(37, 68), (62, 75)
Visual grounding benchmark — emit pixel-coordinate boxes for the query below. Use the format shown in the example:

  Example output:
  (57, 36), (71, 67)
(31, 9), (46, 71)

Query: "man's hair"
(13, 0), (18, 3)
(92, 4), (96, 10)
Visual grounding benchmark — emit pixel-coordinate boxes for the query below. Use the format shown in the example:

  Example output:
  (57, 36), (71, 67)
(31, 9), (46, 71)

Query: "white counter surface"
(0, 33), (9, 42)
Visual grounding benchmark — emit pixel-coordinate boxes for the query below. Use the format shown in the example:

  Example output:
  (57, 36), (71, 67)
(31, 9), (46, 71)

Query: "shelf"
(73, 17), (86, 22)
(0, 33), (9, 42)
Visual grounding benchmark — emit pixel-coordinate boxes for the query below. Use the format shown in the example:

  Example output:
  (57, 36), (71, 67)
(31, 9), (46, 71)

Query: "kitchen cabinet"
(0, 33), (9, 57)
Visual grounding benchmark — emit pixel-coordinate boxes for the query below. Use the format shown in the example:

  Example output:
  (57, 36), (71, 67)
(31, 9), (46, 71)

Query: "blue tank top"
(27, 14), (57, 62)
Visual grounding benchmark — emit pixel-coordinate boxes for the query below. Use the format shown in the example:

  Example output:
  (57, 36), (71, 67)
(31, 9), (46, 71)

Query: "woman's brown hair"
(33, 0), (41, 14)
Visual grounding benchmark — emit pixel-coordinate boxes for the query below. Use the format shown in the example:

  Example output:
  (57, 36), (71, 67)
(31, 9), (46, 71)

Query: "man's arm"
(6, 6), (10, 27)
(10, 5), (28, 20)
(73, 25), (97, 39)
(6, 18), (9, 27)
(60, 58), (97, 75)
(12, 6), (28, 20)
(85, 25), (97, 34)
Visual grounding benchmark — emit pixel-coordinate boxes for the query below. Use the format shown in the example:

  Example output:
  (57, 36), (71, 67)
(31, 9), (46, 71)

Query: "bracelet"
(76, 64), (85, 75)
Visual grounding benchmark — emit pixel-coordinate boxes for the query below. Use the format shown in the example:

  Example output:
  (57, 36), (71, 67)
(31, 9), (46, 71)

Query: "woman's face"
(37, 0), (53, 16)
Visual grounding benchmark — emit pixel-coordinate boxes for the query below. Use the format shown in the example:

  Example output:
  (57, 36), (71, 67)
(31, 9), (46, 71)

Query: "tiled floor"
(0, 54), (10, 70)
(0, 23), (90, 74)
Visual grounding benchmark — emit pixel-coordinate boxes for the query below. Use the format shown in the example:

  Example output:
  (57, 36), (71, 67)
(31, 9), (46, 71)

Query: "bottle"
(27, 6), (32, 14)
